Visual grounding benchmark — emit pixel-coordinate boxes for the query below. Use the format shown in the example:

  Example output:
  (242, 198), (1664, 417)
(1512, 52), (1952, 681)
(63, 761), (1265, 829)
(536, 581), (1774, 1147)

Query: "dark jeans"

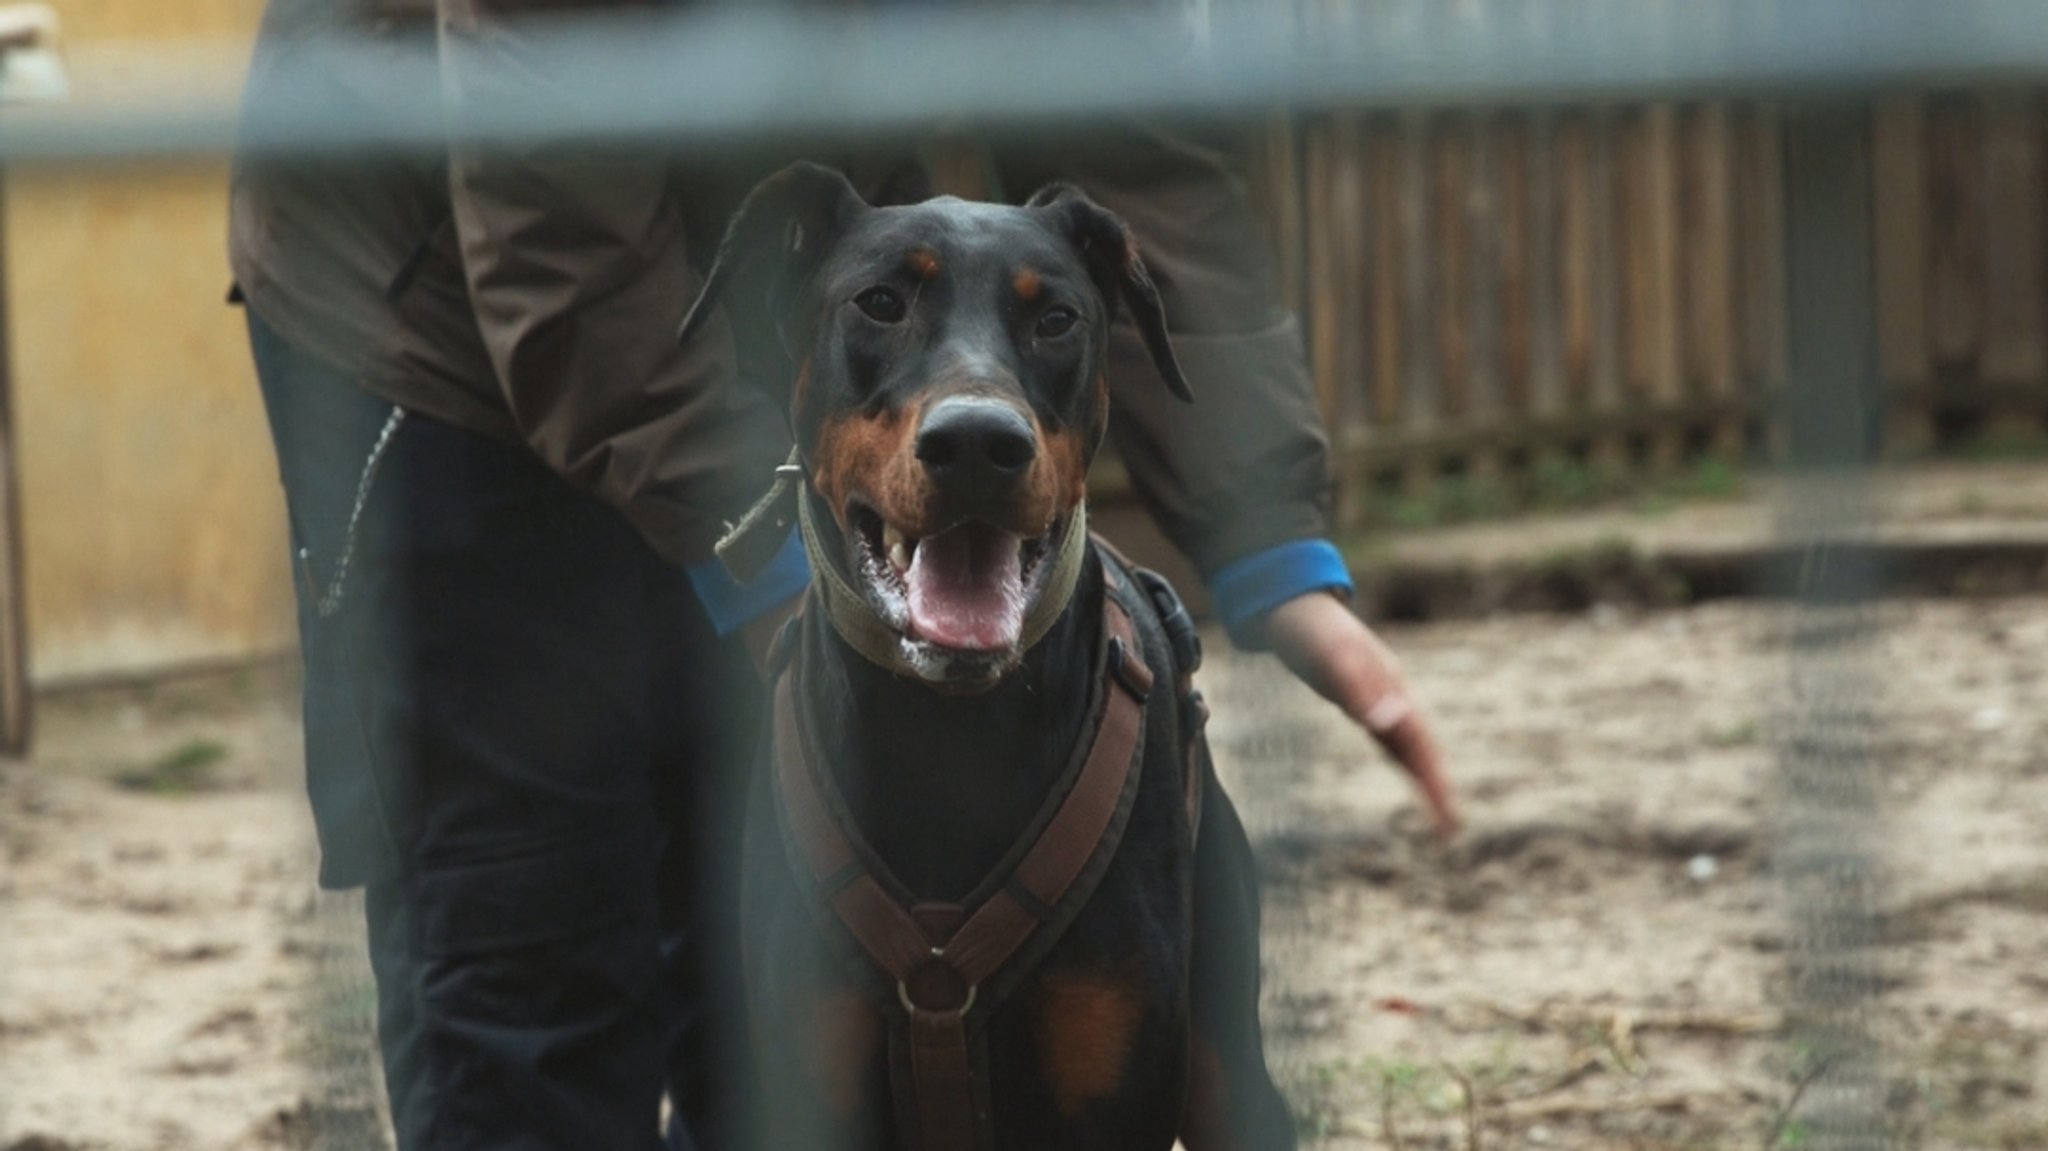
(249, 313), (758, 1151)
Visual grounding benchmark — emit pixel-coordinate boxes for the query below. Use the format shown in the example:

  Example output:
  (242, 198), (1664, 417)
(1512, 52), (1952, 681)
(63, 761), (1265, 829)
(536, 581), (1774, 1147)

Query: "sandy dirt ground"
(2, 596), (2044, 1150)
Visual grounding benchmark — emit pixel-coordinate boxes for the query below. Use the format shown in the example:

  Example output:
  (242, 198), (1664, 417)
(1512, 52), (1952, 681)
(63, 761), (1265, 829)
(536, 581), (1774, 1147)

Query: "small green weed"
(1287, 1057), (1358, 1140)
(1672, 455), (1747, 500)
(115, 738), (230, 795)
(1368, 452), (1750, 529)
(1703, 719), (1763, 749)
(1775, 1117), (1813, 1147)
(1958, 426), (2048, 462)
(1529, 452), (1607, 509)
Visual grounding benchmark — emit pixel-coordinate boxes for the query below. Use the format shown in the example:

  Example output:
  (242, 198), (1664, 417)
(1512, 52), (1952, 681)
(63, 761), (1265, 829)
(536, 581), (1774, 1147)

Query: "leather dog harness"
(767, 582), (1157, 1151)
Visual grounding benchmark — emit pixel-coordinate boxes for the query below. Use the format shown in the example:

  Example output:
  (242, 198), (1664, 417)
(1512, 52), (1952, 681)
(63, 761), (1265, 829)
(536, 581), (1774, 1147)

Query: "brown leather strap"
(940, 598), (1148, 989)
(907, 1009), (979, 1151)
(1095, 543), (1203, 843)
(769, 593), (1151, 1149)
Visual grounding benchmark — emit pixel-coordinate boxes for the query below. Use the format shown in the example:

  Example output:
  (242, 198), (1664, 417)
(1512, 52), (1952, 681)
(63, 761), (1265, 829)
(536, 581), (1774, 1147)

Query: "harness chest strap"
(770, 595), (1154, 1151)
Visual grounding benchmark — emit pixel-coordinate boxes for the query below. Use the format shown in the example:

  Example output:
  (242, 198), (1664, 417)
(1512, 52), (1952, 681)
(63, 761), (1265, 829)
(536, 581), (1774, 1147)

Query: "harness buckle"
(1106, 636), (1154, 701)
(898, 955), (978, 1018)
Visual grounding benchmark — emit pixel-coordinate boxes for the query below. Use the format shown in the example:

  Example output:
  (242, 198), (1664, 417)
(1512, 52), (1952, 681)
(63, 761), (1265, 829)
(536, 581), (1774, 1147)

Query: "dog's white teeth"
(884, 525), (913, 573)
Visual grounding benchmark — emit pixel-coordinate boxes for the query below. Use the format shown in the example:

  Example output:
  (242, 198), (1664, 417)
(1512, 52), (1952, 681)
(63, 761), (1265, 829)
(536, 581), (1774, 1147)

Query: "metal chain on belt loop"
(307, 404), (407, 619)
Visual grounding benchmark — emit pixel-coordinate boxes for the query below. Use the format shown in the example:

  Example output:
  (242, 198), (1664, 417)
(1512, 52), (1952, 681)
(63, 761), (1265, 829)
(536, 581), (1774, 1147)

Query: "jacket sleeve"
(1043, 124), (1340, 579)
(437, 0), (790, 567)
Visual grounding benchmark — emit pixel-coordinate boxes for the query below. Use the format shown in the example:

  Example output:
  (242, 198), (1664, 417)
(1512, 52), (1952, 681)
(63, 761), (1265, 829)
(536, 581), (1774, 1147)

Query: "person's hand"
(1254, 592), (1460, 842)
(737, 594), (803, 678)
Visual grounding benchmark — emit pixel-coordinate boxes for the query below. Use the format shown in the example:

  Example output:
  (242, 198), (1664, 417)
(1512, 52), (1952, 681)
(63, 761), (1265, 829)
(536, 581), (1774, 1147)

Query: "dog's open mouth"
(849, 505), (1054, 654)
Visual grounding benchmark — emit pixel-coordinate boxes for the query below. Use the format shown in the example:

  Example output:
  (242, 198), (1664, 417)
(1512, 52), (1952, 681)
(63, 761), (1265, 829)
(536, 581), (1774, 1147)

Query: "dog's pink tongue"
(905, 524), (1026, 652)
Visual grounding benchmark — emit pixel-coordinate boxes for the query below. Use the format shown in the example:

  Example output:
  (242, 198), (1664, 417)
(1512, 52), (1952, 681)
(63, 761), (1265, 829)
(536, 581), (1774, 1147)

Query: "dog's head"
(682, 162), (1188, 687)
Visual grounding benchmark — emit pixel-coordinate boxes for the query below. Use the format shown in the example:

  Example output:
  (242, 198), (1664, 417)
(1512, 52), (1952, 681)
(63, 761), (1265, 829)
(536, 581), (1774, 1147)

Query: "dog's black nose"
(915, 399), (1038, 482)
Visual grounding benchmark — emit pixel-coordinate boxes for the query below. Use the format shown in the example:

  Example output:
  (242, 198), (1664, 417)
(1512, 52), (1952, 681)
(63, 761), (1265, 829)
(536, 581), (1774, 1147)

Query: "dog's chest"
(745, 631), (1199, 1148)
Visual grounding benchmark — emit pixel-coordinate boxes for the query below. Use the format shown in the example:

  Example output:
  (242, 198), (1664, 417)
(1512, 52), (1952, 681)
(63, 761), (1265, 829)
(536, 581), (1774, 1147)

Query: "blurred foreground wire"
(299, 889), (393, 1151)
(2, 1), (2048, 162)
(0, 3), (1982, 1147)
(1772, 106), (1891, 1150)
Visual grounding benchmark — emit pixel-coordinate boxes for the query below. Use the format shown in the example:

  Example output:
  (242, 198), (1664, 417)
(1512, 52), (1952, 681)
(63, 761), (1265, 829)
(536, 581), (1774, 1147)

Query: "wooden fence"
(1261, 92), (2048, 525)
(1875, 94), (2048, 451)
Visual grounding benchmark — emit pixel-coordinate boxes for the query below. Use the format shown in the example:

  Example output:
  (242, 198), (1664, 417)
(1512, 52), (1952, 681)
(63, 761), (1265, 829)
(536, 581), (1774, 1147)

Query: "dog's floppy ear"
(1027, 183), (1192, 403)
(679, 162), (867, 382)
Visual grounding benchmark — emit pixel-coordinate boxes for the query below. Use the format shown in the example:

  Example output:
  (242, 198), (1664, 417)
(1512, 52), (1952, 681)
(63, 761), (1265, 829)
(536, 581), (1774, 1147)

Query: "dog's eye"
(1035, 306), (1078, 339)
(854, 287), (908, 324)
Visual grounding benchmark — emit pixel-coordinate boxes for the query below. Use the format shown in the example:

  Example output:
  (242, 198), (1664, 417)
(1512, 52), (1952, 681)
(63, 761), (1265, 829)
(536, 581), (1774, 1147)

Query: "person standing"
(234, 3), (802, 1147)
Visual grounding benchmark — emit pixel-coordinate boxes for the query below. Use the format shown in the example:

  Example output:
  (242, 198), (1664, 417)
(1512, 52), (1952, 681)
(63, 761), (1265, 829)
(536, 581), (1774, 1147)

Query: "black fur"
(684, 163), (1295, 1151)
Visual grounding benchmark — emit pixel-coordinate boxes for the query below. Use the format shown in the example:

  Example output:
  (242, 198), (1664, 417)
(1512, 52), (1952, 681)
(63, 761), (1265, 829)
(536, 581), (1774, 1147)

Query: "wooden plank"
(1646, 103), (1687, 417)
(0, 169), (30, 754)
(1558, 112), (1596, 406)
(1589, 108), (1627, 468)
(1873, 99), (1931, 386)
(1306, 112), (1375, 524)
(1330, 112), (1377, 528)
(1873, 97), (1933, 452)
(1399, 111), (1439, 495)
(1755, 106), (1789, 387)
(1736, 102), (1788, 456)
(1333, 112), (1371, 439)
(1303, 117), (1343, 437)
(1368, 116), (1405, 429)
(1526, 109), (1565, 422)
(1685, 102), (1741, 455)
(1466, 112), (1503, 482)
(1434, 114), (1475, 426)
(1927, 95), (1985, 372)
(1620, 110), (1651, 405)
(1624, 104), (1685, 467)
(1979, 92), (2048, 399)
(1498, 113), (1534, 418)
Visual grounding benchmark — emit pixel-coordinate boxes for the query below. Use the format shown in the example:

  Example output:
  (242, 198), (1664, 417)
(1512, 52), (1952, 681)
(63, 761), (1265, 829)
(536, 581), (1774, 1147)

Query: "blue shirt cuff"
(685, 529), (811, 637)
(1207, 538), (1355, 650)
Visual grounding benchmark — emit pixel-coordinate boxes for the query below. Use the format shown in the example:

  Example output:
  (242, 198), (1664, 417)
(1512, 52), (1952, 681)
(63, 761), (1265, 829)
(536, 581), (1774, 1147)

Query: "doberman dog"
(680, 163), (1297, 1151)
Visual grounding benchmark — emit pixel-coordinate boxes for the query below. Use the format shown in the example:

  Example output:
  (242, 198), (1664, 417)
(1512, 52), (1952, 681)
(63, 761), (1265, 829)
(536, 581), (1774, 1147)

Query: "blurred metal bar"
(0, 163), (29, 756)
(4, 0), (2048, 162)
(1772, 105), (1891, 1150)
(0, 17), (41, 753)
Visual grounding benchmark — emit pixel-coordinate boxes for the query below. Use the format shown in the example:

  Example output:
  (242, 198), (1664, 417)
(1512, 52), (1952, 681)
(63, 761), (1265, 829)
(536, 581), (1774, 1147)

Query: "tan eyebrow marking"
(1013, 268), (1042, 301)
(906, 249), (941, 279)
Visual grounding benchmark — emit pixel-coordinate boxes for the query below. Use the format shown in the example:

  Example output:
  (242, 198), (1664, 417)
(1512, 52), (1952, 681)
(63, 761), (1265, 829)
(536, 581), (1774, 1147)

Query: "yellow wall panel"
(46, 0), (262, 41)
(9, 162), (294, 681)
(8, 0), (288, 681)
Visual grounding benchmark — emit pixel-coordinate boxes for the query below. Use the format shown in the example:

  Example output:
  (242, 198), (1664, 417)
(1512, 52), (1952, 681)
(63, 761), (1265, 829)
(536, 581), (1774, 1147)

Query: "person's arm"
(1248, 591), (1458, 840)
(1195, 539), (1458, 842)
(1066, 125), (1460, 839)
(437, 0), (790, 569)
(688, 529), (809, 673)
